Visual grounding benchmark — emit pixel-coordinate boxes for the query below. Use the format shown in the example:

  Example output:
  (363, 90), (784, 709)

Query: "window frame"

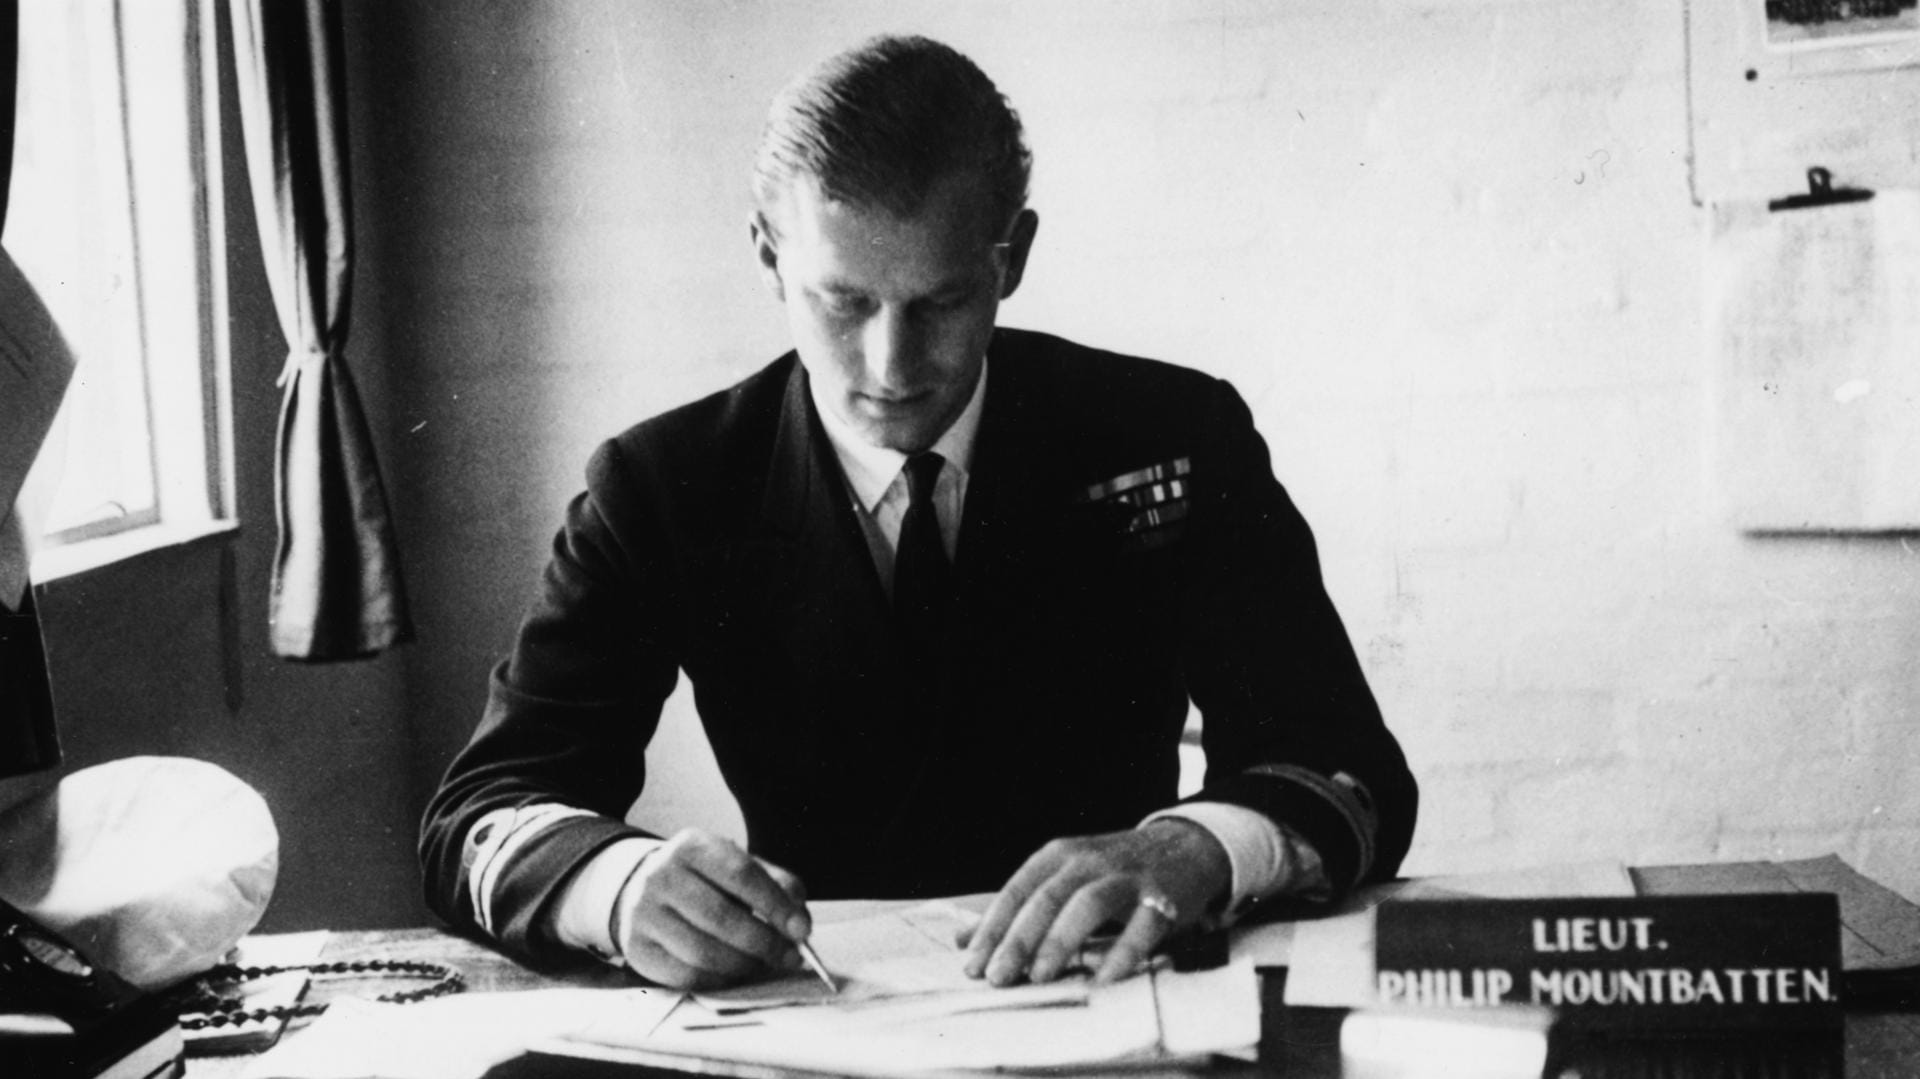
(20, 0), (234, 583)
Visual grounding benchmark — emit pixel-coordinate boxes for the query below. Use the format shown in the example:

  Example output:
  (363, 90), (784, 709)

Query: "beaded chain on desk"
(167, 958), (466, 1030)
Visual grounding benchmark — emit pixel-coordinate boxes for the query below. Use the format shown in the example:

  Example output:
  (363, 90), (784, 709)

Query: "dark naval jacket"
(420, 328), (1418, 964)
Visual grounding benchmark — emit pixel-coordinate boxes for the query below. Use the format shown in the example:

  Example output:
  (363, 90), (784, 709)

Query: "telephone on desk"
(0, 895), (184, 1079)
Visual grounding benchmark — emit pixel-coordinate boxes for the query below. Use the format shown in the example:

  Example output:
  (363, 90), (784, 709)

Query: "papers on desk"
(564, 961), (1259, 1075)
(552, 898), (1261, 1074)
(241, 988), (678, 1079)
(1340, 1005), (1555, 1079)
(692, 897), (984, 1011)
(243, 898), (1260, 1078)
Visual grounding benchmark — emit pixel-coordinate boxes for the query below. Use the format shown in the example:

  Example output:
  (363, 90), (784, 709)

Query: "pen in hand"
(601, 833), (829, 991)
(798, 939), (839, 995)
(748, 888), (835, 993)
(716, 870), (835, 993)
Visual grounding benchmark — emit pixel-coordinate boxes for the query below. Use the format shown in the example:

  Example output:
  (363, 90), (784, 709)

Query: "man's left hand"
(961, 818), (1231, 986)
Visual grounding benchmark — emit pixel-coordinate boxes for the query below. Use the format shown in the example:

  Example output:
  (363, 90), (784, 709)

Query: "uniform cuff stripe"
(1243, 764), (1378, 889)
(466, 803), (596, 935)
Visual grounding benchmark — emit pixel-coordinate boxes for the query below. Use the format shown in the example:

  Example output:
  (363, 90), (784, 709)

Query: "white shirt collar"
(812, 359), (988, 514)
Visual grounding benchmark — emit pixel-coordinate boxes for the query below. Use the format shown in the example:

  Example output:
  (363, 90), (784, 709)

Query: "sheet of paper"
(570, 962), (1259, 1074)
(744, 978), (1090, 1027)
(240, 987), (679, 1079)
(552, 896), (1259, 1073)
(1341, 1005), (1553, 1079)
(1157, 959), (1261, 1054)
(693, 897), (984, 1011)
(1229, 880), (1411, 972)
(1281, 904), (1381, 1008)
(1708, 192), (1920, 530)
(1394, 859), (1636, 901)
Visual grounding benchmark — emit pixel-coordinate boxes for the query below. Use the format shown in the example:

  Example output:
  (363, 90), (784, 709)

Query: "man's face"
(752, 173), (1037, 453)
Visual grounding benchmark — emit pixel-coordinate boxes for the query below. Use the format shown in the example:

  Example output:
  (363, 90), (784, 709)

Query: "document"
(241, 987), (679, 1079)
(1707, 192), (1920, 530)
(548, 897), (1263, 1073)
(247, 897), (1262, 1077)
(693, 897), (984, 1010)
(566, 961), (1259, 1074)
(1340, 1005), (1554, 1079)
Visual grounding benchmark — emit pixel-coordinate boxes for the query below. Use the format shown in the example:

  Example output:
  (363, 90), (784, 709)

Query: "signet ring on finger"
(1138, 893), (1178, 924)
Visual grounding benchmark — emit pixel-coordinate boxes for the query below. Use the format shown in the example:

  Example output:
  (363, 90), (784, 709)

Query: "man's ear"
(997, 208), (1040, 300)
(749, 212), (786, 303)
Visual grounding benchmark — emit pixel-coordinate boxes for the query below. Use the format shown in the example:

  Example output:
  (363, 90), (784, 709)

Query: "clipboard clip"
(1769, 167), (1874, 212)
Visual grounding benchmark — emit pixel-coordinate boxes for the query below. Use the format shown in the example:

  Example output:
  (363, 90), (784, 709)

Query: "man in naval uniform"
(421, 34), (1417, 991)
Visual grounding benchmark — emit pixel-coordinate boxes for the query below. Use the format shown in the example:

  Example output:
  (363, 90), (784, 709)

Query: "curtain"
(0, 0), (12, 228)
(0, 243), (73, 776)
(0, 0), (63, 779)
(229, 0), (411, 660)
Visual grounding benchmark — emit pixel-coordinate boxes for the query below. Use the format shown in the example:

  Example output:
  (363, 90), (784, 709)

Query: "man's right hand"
(611, 829), (812, 989)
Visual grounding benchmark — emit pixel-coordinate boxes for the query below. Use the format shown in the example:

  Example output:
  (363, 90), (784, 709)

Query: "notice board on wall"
(1708, 192), (1920, 532)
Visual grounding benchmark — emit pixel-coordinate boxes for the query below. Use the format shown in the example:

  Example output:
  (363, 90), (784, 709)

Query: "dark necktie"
(893, 452), (952, 651)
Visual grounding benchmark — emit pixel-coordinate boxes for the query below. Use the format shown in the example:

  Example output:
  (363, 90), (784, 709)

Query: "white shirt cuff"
(552, 836), (662, 962)
(1142, 801), (1331, 919)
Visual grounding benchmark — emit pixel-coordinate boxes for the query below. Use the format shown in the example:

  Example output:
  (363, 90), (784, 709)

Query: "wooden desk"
(184, 926), (1920, 1079)
(183, 928), (604, 1079)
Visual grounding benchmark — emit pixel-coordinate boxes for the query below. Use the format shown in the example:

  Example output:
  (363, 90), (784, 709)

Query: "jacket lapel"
(749, 360), (945, 847)
(955, 332), (1087, 603)
(750, 358), (896, 678)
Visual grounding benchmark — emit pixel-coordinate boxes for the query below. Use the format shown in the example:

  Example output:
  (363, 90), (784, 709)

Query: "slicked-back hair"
(752, 35), (1031, 240)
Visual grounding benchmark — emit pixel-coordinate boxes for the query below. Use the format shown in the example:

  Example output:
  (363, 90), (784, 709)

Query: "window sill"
(30, 518), (239, 583)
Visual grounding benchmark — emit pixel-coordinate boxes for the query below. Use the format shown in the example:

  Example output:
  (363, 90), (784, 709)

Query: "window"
(7, 0), (231, 578)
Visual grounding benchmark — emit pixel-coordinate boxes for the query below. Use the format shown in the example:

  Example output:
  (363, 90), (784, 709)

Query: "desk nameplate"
(1375, 894), (1842, 1030)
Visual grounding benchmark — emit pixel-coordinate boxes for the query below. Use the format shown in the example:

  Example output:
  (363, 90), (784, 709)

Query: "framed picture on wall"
(1688, 0), (1920, 203)
(1762, 1), (1920, 55)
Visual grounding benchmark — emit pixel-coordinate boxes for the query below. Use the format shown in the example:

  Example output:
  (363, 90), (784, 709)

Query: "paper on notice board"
(1708, 191), (1920, 531)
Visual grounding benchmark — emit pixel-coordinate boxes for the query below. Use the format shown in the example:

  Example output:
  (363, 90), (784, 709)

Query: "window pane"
(6, 0), (208, 546)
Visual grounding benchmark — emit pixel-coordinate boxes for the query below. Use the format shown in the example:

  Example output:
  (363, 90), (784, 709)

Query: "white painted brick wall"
(394, 0), (1920, 903)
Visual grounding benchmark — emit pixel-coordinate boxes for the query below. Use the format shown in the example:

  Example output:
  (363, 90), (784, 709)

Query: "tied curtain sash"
(229, 0), (410, 660)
